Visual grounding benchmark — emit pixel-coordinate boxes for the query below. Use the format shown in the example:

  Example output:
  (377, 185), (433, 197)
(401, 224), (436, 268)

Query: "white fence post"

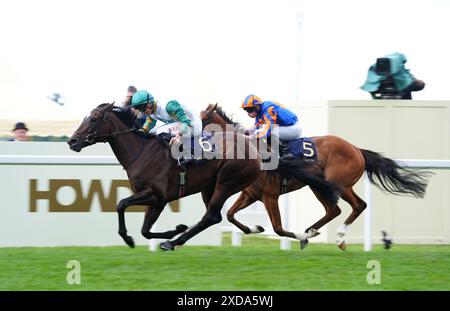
(364, 173), (372, 251)
(231, 228), (242, 246)
(148, 223), (159, 251)
(280, 194), (291, 250)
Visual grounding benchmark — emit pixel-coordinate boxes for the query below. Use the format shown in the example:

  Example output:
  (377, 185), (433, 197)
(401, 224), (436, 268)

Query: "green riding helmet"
(131, 90), (155, 108)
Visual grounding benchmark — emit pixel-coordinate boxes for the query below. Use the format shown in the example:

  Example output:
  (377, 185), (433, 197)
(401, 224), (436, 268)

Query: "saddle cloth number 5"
(303, 141), (315, 157)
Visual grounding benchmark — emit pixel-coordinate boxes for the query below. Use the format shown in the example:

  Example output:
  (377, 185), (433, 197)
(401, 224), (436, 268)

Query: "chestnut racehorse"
(201, 104), (431, 250)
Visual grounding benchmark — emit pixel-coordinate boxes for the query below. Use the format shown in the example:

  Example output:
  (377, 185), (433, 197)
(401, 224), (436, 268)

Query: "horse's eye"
(90, 117), (97, 123)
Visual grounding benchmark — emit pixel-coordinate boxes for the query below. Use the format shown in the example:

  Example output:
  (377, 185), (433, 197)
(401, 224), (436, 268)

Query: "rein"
(87, 127), (137, 143)
(85, 109), (137, 143)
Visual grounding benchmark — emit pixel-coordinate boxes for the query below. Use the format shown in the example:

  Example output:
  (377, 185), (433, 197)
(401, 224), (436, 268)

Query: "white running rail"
(2, 155), (449, 251)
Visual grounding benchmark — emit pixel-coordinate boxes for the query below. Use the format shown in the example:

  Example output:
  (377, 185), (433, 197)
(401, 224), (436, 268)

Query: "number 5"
(303, 142), (314, 157)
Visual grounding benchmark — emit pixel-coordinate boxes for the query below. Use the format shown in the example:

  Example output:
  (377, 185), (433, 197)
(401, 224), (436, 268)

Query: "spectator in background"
(9, 122), (29, 141)
(361, 52), (425, 99)
(121, 85), (138, 107)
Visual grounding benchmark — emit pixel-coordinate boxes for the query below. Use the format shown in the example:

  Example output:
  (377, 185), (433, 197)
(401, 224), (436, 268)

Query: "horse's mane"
(112, 106), (138, 128)
(96, 103), (137, 129)
(97, 103), (110, 108)
(215, 106), (240, 126)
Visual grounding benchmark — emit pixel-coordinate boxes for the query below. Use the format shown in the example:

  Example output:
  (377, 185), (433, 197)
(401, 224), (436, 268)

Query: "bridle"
(83, 107), (147, 170)
(85, 108), (136, 144)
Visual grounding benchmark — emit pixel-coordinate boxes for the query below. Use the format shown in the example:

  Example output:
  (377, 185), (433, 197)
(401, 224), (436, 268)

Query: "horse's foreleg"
(226, 192), (260, 234)
(141, 203), (188, 239)
(117, 190), (156, 248)
(262, 194), (299, 240)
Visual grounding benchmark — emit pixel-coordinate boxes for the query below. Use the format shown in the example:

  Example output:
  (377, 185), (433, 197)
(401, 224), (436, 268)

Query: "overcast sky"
(1, 0), (449, 122)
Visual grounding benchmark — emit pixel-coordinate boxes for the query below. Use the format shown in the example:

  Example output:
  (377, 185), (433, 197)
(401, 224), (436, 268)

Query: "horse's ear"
(205, 103), (214, 114)
(212, 103), (218, 111)
(106, 103), (115, 110)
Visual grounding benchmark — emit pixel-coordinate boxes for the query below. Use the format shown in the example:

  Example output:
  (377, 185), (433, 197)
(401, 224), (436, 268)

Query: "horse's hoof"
(249, 225), (264, 233)
(308, 228), (320, 238)
(255, 225), (265, 233)
(337, 240), (346, 251)
(176, 224), (188, 232)
(142, 231), (151, 239)
(124, 236), (135, 248)
(160, 241), (175, 251)
(300, 239), (309, 250)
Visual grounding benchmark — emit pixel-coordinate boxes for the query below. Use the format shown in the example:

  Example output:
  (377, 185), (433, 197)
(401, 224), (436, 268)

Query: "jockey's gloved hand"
(136, 128), (150, 137)
(169, 132), (182, 146)
(133, 118), (144, 130)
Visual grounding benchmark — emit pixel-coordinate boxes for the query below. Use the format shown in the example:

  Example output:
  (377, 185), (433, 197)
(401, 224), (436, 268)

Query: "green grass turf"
(0, 234), (449, 290)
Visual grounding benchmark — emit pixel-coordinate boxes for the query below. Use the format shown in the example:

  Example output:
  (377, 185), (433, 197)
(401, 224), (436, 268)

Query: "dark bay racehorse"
(68, 103), (340, 250)
(201, 104), (431, 250)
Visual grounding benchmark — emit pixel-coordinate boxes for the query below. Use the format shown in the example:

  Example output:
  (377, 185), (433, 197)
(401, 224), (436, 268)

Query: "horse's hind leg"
(335, 188), (367, 250)
(159, 160), (260, 251)
(141, 203), (188, 240)
(300, 189), (342, 249)
(160, 187), (230, 251)
(226, 191), (260, 234)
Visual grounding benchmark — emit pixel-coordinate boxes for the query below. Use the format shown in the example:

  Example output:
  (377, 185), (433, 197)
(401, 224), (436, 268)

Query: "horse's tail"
(272, 158), (341, 205)
(360, 149), (433, 198)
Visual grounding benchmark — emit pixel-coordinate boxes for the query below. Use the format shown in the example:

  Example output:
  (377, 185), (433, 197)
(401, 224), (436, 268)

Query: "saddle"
(279, 137), (317, 161)
(156, 132), (213, 168)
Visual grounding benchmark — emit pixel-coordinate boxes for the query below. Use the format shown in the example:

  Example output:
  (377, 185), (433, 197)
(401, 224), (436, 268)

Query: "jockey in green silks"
(131, 90), (202, 146)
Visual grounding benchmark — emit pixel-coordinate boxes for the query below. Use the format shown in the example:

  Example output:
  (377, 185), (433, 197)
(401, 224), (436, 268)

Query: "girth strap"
(281, 178), (288, 194)
(179, 167), (187, 198)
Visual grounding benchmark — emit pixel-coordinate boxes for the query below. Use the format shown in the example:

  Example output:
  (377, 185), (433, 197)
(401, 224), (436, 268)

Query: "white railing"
(3, 155), (448, 251)
(0, 154), (220, 251)
(225, 159), (450, 251)
(0, 155), (119, 165)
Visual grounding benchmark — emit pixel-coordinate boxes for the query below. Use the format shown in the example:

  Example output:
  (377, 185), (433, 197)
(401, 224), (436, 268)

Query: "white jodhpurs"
(148, 111), (203, 138)
(189, 113), (203, 137)
(276, 121), (302, 140)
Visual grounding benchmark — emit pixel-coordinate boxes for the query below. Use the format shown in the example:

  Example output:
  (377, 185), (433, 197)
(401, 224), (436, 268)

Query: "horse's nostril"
(68, 138), (78, 146)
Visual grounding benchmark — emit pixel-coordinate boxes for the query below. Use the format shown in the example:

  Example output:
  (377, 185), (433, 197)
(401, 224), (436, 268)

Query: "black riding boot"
(279, 140), (294, 159)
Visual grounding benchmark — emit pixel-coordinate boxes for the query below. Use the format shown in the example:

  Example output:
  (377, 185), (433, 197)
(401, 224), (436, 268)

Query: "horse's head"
(200, 103), (248, 134)
(200, 103), (218, 126)
(200, 102), (236, 130)
(68, 103), (116, 152)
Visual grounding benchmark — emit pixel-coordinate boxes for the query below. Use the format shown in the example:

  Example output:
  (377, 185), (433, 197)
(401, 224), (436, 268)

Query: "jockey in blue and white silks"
(241, 94), (302, 141)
